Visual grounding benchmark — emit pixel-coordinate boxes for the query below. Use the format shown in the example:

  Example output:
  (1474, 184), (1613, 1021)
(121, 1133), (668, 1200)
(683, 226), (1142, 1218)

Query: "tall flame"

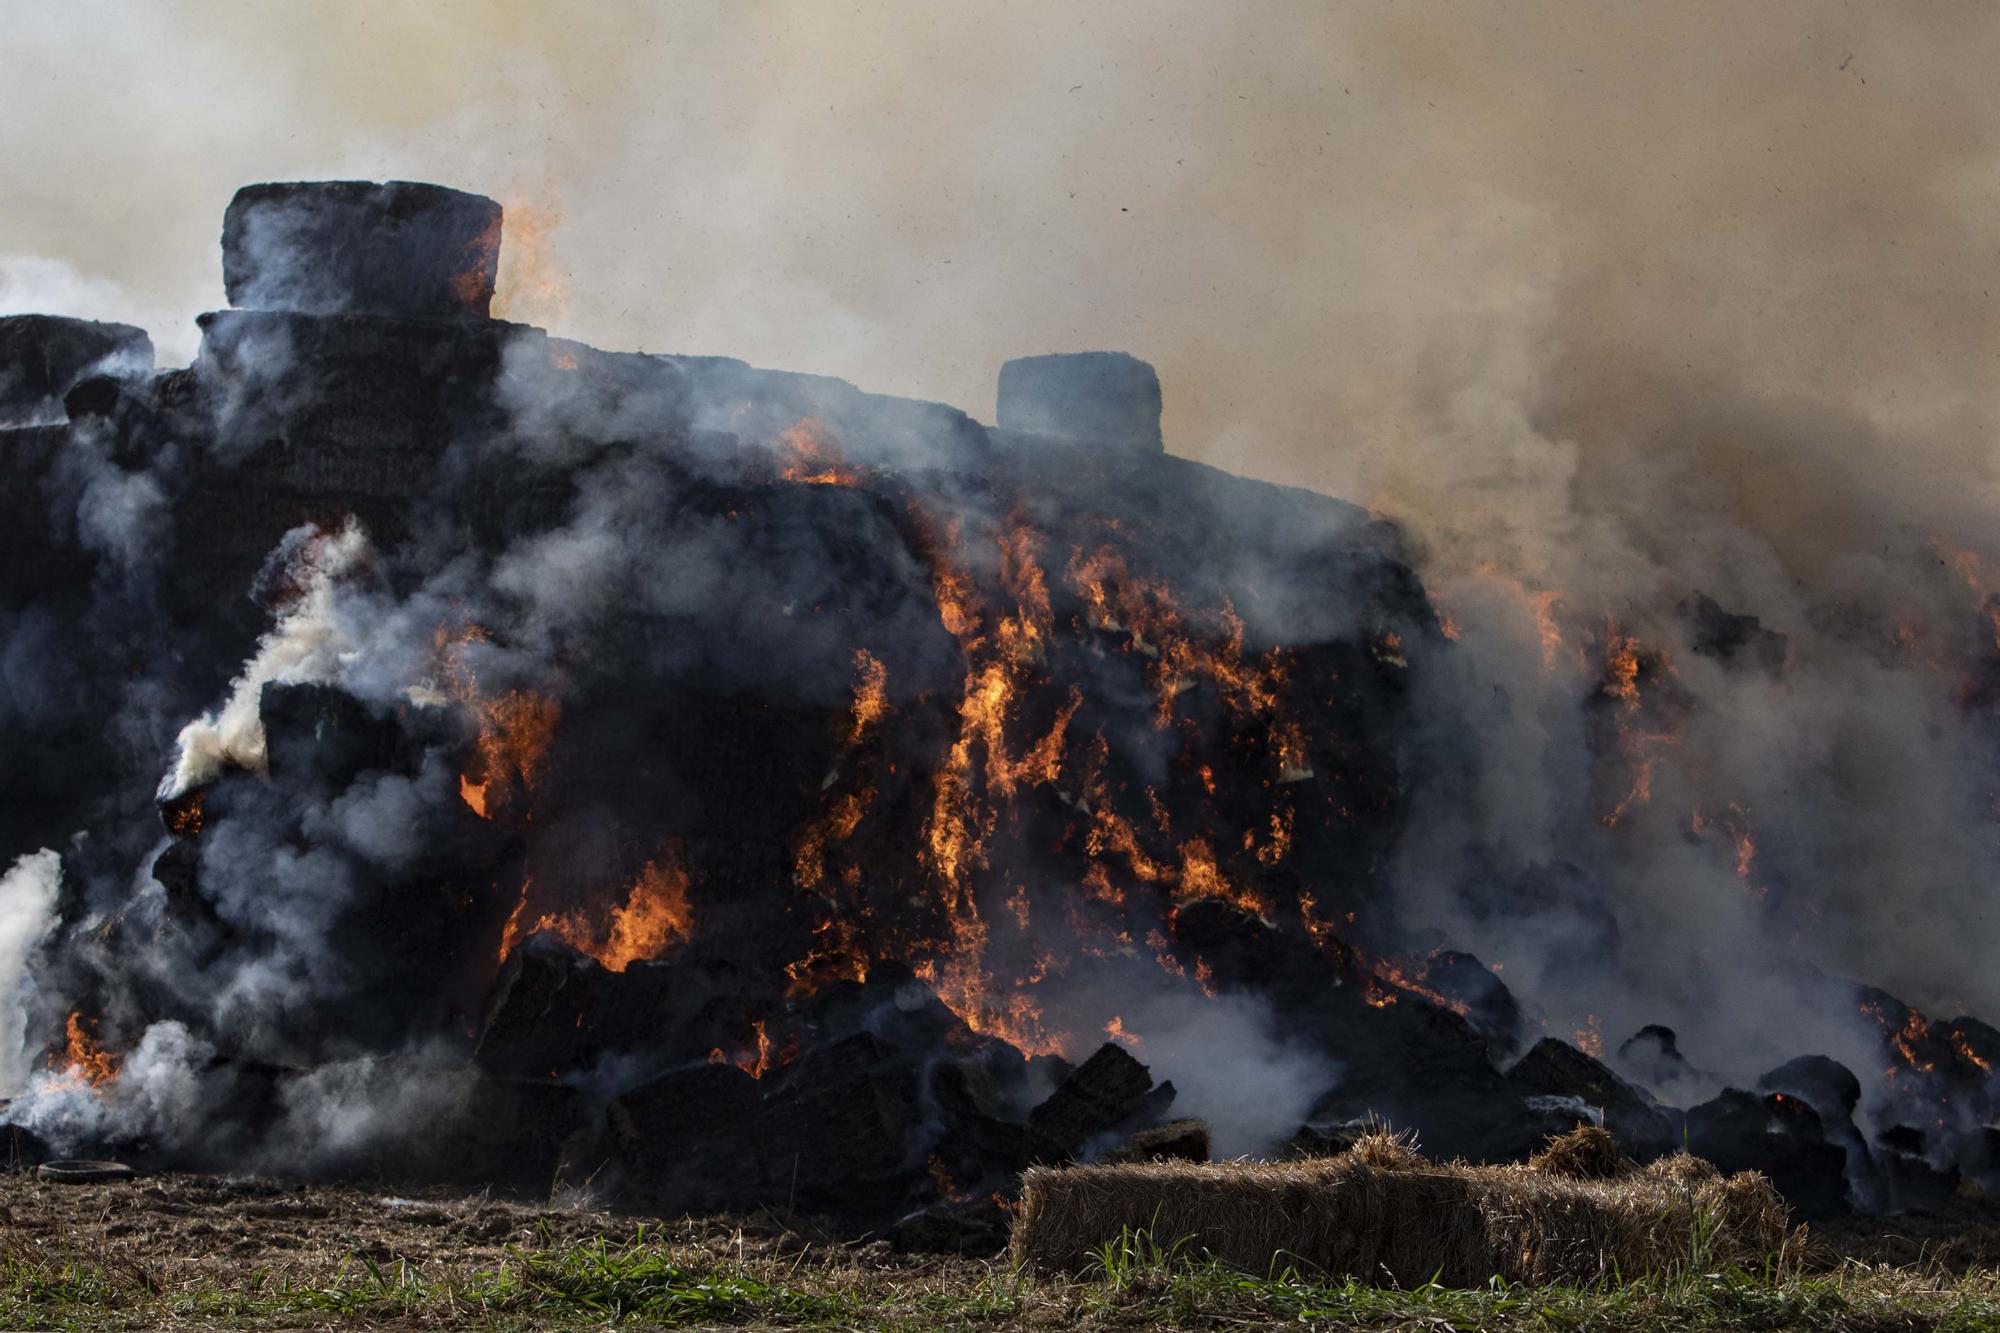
(517, 857), (695, 973)
(434, 623), (562, 821)
(49, 1012), (120, 1091)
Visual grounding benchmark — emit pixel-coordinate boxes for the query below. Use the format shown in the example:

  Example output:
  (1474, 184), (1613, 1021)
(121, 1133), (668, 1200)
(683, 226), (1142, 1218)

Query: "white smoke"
(0, 256), (171, 363)
(263, 1047), (480, 1172)
(15, 1019), (220, 1153)
(1109, 989), (1328, 1159)
(160, 521), (374, 798)
(0, 850), (62, 1096)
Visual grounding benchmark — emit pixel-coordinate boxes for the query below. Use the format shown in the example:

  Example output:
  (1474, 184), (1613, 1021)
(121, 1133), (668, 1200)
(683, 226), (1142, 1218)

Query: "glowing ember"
(1602, 630), (1643, 706)
(163, 791), (205, 837)
(1573, 1015), (1604, 1058)
(709, 1020), (784, 1079)
(1597, 624), (1682, 827)
(1951, 1030), (1994, 1073)
(453, 211), (504, 312)
(847, 649), (888, 743)
(495, 878), (535, 964)
(1360, 949), (1474, 1017)
(777, 417), (860, 486)
(1104, 1015), (1143, 1051)
(794, 788), (872, 892)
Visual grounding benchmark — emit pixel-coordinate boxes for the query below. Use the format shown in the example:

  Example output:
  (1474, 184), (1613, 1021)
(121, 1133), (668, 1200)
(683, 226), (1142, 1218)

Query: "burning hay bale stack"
(14, 176), (2000, 1249)
(1011, 1126), (1792, 1286)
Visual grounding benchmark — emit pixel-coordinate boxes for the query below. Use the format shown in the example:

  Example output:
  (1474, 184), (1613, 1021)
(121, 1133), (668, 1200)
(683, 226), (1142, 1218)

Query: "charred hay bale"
(2, 1117), (53, 1172)
(0, 315), (152, 426)
(1010, 1128), (1790, 1285)
(1101, 1119), (1211, 1165)
(1756, 1056), (1865, 1128)
(1507, 1037), (1676, 1160)
(222, 181), (502, 320)
(1025, 1041), (1164, 1161)
(996, 351), (1162, 453)
(1686, 1088), (1850, 1220)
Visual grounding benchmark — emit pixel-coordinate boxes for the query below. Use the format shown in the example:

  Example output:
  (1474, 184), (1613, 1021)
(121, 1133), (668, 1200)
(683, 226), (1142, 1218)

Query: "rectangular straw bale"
(1010, 1131), (1788, 1287)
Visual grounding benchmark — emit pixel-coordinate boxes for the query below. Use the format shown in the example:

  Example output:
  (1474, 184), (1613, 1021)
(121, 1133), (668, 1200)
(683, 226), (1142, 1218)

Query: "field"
(6, 1172), (2000, 1331)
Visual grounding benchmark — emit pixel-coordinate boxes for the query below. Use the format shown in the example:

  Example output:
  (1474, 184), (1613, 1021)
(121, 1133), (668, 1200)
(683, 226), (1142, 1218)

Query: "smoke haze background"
(8, 1), (1993, 521)
(8, 1), (2000, 1130)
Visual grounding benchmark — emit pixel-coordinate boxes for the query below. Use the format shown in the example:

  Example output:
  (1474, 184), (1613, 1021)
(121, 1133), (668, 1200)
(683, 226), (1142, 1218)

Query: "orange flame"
(50, 1012), (120, 1090)
(1598, 624), (1682, 827)
(1359, 949), (1474, 1017)
(458, 773), (489, 819)
(709, 1020), (785, 1079)
(594, 860), (694, 972)
(436, 624), (561, 821)
(1176, 837), (1269, 917)
(1951, 1030), (1993, 1073)
(847, 649), (889, 743)
(164, 791), (205, 838)
(777, 418), (861, 486)
(1573, 1015), (1604, 1058)
(452, 212), (503, 313)
(524, 857), (695, 974)
(794, 788), (873, 892)
(491, 202), (571, 325)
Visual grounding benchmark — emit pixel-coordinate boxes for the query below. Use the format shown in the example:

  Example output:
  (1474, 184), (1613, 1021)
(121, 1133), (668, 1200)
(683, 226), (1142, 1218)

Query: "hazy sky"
(5, 2), (1997, 575)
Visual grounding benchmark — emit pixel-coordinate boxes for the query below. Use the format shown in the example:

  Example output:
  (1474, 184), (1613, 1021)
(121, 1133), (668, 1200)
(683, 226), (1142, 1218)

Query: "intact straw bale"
(1011, 1126), (1790, 1287)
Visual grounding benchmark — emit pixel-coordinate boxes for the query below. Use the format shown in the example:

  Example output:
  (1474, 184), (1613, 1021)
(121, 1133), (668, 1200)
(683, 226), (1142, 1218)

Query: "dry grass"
(6, 1159), (2000, 1329)
(1012, 1125), (1795, 1285)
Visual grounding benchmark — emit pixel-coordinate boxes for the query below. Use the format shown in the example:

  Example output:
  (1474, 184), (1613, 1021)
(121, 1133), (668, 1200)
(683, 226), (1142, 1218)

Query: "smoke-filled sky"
(6, 0), (1997, 576)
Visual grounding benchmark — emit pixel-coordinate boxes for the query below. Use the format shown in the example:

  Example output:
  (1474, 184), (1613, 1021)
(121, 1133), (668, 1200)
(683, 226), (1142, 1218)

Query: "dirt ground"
(0, 1169), (910, 1287)
(6, 1168), (2000, 1279)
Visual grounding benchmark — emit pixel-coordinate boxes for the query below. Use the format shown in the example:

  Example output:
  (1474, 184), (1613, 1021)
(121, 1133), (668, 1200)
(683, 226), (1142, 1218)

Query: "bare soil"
(0, 1169), (900, 1281)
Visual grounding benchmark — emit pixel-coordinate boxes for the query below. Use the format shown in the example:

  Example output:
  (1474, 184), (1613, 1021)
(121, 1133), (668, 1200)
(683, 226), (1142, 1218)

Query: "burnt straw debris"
(3, 181), (1999, 1252)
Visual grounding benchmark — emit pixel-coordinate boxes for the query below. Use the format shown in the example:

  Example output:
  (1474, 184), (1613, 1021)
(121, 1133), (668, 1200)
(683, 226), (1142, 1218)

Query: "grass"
(5, 1222), (2000, 1330)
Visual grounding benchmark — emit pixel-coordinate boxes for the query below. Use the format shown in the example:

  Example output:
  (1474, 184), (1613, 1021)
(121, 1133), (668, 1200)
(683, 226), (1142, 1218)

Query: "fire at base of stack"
(2, 181), (1998, 1255)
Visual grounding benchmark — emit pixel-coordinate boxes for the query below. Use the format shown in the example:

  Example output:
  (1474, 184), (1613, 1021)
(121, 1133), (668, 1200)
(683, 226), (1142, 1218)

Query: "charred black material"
(0, 315), (152, 426)
(1688, 1088), (1851, 1220)
(1025, 1042), (1166, 1162)
(222, 181), (502, 320)
(1679, 591), (1788, 674)
(1101, 1118), (1211, 1164)
(997, 351), (1163, 452)
(1506, 1037), (1676, 1162)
